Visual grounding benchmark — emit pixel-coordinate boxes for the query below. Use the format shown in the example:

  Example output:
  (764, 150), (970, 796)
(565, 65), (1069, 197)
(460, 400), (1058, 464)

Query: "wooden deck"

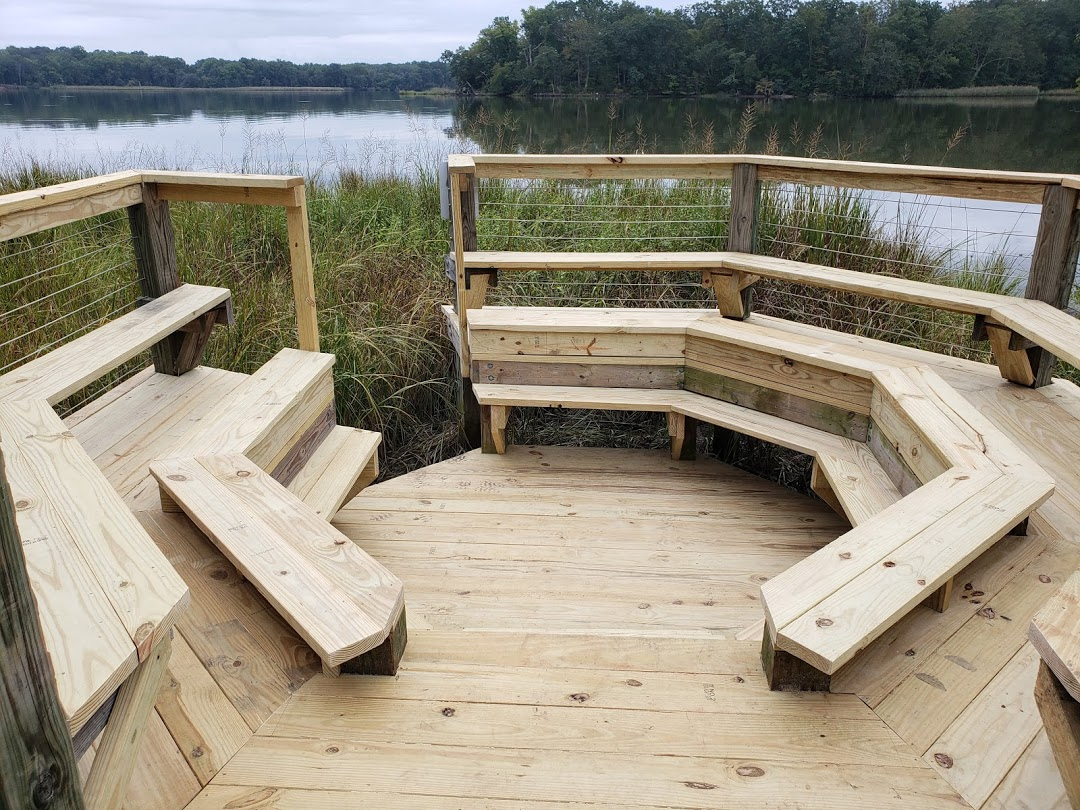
(56, 319), (1080, 809)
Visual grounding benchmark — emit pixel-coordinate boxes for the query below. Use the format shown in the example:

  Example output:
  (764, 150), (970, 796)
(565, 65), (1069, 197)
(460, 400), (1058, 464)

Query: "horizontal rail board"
(456, 154), (1077, 203)
(0, 183), (143, 242)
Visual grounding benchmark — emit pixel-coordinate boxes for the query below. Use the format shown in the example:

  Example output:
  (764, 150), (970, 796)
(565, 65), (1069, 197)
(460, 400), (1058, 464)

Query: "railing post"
(450, 165), (482, 447)
(285, 184), (321, 353)
(1024, 183), (1080, 386)
(716, 162), (760, 320)
(0, 448), (86, 810)
(128, 182), (185, 374)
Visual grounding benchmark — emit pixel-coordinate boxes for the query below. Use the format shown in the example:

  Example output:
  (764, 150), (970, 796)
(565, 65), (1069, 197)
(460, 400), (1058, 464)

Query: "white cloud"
(6, 0), (690, 63)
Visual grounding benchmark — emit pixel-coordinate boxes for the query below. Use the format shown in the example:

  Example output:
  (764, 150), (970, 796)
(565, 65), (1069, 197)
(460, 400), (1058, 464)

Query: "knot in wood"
(883, 560), (896, 568)
(235, 470), (252, 478)
(569, 693), (590, 703)
(736, 766), (765, 777)
(441, 707), (456, 717)
(815, 617), (834, 627)
(933, 753), (953, 769)
(167, 474), (188, 482)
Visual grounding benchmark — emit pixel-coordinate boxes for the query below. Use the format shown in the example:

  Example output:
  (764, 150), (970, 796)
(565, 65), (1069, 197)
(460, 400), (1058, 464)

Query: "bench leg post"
(761, 622), (831, 692)
(1034, 660), (1080, 808)
(985, 323), (1037, 387)
(922, 577), (954, 613)
(340, 607), (408, 676)
(481, 405), (508, 454)
(667, 413), (697, 461)
(706, 271), (757, 320)
(809, 459), (847, 522)
(82, 633), (173, 810)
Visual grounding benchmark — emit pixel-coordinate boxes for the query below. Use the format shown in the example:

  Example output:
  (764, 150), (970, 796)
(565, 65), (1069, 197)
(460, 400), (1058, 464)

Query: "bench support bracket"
(761, 623), (831, 692)
(481, 404), (510, 454)
(667, 413), (697, 461)
(336, 607), (409, 677)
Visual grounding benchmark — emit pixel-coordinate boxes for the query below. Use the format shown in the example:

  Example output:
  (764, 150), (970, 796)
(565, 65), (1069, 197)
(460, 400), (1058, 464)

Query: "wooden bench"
(150, 453), (405, 676)
(468, 306), (1056, 689)
(0, 398), (189, 807)
(462, 250), (1080, 385)
(1030, 571), (1080, 807)
(0, 283), (231, 404)
(472, 383), (902, 531)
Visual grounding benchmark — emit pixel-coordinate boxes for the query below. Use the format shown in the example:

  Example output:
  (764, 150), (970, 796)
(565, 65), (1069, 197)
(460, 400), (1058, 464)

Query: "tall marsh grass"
(1, 123), (1074, 485)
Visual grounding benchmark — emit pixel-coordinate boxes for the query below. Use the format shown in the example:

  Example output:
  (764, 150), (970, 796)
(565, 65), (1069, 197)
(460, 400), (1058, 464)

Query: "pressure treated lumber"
(0, 445), (86, 810)
(1030, 570), (1080, 704)
(285, 425), (381, 519)
(150, 454), (404, 672)
(0, 284), (230, 405)
(0, 399), (190, 665)
(1034, 660), (1080, 809)
(773, 474), (1053, 675)
(81, 635), (172, 810)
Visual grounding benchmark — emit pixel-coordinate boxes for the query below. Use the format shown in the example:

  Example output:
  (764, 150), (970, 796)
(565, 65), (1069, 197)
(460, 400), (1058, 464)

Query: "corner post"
(1024, 183), (1080, 386)
(449, 162), (481, 447)
(128, 182), (184, 374)
(0, 448), (86, 810)
(285, 184), (321, 353)
(714, 162), (760, 320)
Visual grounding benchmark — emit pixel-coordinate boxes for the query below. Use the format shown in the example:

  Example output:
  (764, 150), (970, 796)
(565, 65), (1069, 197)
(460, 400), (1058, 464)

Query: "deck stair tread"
(0, 398), (189, 734)
(287, 424), (381, 519)
(150, 452), (403, 669)
(0, 283), (231, 405)
(159, 346), (335, 472)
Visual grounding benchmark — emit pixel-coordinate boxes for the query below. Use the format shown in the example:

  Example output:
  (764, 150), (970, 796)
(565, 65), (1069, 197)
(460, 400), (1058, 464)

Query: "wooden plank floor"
(60, 330), (1080, 809)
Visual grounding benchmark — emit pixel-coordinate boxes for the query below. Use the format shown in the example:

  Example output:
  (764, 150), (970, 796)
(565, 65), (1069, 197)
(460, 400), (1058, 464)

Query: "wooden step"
(0, 284), (231, 405)
(812, 448), (903, 527)
(150, 453), (405, 675)
(0, 399), (189, 734)
(287, 425), (381, 519)
(156, 348), (336, 512)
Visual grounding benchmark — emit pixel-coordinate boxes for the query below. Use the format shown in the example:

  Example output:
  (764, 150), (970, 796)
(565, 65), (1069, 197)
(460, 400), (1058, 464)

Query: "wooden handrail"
(0, 171), (319, 353)
(452, 153), (1080, 205)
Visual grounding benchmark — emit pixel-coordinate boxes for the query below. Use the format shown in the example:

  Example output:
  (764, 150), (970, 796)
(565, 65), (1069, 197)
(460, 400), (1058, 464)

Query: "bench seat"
(464, 250), (1080, 374)
(0, 399), (189, 734)
(150, 453), (405, 675)
(0, 283), (231, 404)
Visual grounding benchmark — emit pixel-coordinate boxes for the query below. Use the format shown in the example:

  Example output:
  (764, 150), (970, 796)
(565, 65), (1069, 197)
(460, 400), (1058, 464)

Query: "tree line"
(0, 46), (451, 92)
(443, 0), (1080, 97)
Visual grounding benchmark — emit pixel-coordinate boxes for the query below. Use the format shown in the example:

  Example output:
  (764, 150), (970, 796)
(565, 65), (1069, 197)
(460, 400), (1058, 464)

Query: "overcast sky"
(6, 0), (690, 64)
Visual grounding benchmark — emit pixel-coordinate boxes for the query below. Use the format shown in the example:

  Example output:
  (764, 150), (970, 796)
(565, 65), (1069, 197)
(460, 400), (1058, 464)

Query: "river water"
(2, 88), (1078, 277)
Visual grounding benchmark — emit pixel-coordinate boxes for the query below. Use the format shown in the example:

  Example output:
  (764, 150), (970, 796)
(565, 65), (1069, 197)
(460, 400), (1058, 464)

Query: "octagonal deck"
(65, 328), (1080, 810)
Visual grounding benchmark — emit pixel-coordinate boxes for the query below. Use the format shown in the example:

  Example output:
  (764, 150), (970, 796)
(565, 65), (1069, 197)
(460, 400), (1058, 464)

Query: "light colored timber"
(0, 399), (189, 659)
(286, 425), (381, 519)
(0, 169), (140, 219)
(82, 634), (173, 810)
(150, 453), (403, 669)
(0, 183), (143, 241)
(153, 631), (252, 786)
(463, 253), (1080, 375)
(285, 188), (320, 352)
(775, 475), (1053, 674)
(1030, 570), (1080, 704)
(161, 347), (335, 469)
(814, 447), (902, 527)
(762, 468), (997, 631)
(2, 424), (138, 735)
(983, 731), (1070, 810)
(140, 170), (303, 189)
(1035, 660), (1080, 810)
(0, 283), (230, 405)
(460, 153), (1070, 203)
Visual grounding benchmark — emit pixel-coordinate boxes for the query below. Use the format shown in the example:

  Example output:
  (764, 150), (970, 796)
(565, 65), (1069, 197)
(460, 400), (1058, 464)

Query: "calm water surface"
(2, 88), (1078, 273)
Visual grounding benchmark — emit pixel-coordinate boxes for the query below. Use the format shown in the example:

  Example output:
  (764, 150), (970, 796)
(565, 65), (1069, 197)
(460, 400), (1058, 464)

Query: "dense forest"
(0, 46), (451, 92)
(444, 0), (1080, 97)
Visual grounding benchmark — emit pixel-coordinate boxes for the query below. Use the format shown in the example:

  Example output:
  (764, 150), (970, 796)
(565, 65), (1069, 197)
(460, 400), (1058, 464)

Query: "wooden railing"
(444, 154), (1080, 441)
(0, 170), (320, 357)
